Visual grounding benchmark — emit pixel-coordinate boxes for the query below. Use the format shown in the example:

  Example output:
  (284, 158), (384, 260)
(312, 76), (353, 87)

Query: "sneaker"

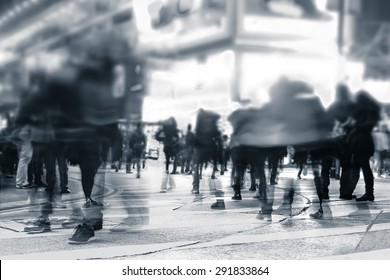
(191, 188), (199, 194)
(249, 185), (257, 192)
(24, 218), (51, 234)
(16, 184), (32, 190)
(61, 187), (71, 194)
(231, 193), (242, 200)
(309, 209), (323, 219)
(83, 198), (102, 208)
(109, 218), (143, 233)
(256, 211), (272, 222)
(68, 224), (95, 244)
(356, 194), (375, 202)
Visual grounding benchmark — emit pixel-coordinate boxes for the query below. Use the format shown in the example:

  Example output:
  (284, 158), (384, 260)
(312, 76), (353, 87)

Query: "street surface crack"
(354, 210), (383, 252)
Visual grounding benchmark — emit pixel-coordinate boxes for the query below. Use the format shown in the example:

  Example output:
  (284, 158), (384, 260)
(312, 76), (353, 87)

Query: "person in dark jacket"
(155, 117), (179, 174)
(184, 124), (195, 174)
(348, 90), (381, 202)
(191, 109), (223, 194)
(129, 122), (146, 178)
(323, 83), (356, 200)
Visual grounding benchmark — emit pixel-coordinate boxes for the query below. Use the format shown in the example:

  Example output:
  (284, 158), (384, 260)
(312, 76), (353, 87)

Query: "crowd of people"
(1, 69), (389, 244)
(0, 32), (389, 245)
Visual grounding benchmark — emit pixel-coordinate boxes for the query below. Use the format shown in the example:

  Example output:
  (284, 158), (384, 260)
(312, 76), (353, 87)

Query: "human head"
(335, 83), (352, 102)
(355, 89), (379, 111)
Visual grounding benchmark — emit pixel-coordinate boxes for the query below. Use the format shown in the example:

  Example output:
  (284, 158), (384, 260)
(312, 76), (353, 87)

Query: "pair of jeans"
(16, 140), (33, 187)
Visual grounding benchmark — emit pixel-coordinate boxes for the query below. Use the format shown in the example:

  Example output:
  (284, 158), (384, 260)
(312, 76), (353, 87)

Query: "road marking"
(1, 240), (200, 260)
(185, 222), (390, 249)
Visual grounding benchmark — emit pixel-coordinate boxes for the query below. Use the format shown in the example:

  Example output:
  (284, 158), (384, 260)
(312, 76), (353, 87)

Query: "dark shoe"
(24, 218), (51, 234)
(61, 187), (71, 194)
(170, 171), (178, 175)
(16, 184), (32, 190)
(322, 193), (330, 200)
(356, 194), (375, 202)
(68, 224), (95, 244)
(231, 193), (242, 200)
(220, 170), (224, 175)
(211, 201), (225, 210)
(136, 173), (140, 178)
(339, 195), (356, 200)
(249, 185), (257, 192)
(83, 198), (103, 208)
(309, 209), (323, 219)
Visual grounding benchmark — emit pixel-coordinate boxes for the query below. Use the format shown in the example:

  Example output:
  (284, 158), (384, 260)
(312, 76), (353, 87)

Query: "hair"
(355, 90), (380, 111)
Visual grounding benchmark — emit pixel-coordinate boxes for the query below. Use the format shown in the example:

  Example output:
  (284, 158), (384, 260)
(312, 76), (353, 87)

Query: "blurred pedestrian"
(348, 90), (381, 202)
(155, 117), (179, 174)
(129, 122), (146, 178)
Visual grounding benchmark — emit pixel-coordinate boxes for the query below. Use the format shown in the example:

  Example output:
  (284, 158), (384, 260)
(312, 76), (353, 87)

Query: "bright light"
(0, 51), (16, 66)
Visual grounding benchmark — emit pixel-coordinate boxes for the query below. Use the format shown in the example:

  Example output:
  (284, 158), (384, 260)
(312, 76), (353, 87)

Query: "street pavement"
(1, 159), (390, 260)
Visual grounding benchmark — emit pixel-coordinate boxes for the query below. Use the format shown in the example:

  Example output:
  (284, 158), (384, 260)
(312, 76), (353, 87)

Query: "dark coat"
(347, 92), (381, 160)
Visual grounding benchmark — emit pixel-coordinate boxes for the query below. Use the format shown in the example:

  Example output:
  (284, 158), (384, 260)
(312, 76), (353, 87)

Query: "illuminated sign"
(133, 0), (234, 56)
